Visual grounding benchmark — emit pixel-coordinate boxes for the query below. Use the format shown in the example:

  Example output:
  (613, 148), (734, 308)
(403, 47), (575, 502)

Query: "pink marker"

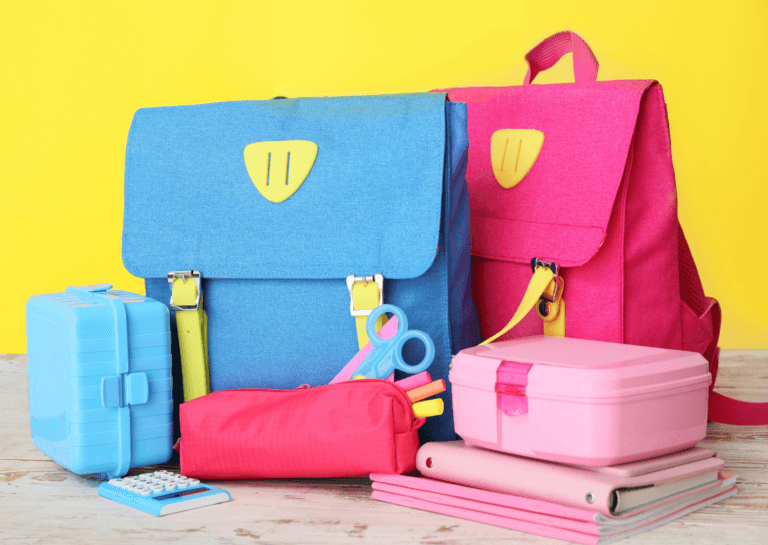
(329, 317), (399, 384)
(395, 371), (432, 391)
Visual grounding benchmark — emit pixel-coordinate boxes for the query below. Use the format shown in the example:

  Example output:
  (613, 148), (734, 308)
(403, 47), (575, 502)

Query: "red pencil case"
(176, 379), (425, 479)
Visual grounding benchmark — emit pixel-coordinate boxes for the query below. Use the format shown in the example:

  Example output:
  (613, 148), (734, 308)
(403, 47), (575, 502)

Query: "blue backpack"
(122, 93), (479, 442)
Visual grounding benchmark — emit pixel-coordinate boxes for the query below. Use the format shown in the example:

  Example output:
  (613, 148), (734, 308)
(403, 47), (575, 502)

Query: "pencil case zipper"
(202, 378), (421, 430)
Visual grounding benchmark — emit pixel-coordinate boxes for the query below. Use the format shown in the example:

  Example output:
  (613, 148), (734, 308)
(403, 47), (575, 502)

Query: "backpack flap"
(446, 81), (653, 268)
(122, 94), (447, 280)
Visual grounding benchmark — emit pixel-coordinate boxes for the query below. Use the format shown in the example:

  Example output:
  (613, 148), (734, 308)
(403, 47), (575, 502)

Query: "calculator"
(98, 470), (231, 516)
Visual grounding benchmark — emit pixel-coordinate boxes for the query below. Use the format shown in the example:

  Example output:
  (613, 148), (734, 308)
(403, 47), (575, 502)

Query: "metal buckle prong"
(346, 274), (384, 317)
(167, 270), (202, 311)
(530, 258), (561, 303)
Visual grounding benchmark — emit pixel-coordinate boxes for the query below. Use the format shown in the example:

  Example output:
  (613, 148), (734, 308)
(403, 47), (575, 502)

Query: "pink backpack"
(440, 31), (768, 425)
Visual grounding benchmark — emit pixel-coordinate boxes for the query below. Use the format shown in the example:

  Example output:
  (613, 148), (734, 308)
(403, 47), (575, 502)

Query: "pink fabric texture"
(177, 380), (424, 479)
(437, 31), (765, 425)
(523, 30), (599, 85)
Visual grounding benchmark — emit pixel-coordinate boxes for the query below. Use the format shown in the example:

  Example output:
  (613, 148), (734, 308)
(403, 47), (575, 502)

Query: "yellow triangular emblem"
(244, 140), (318, 203)
(490, 129), (544, 189)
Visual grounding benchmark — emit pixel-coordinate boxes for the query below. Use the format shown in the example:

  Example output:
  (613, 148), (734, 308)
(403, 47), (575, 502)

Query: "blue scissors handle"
(391, 329), (435, 374)
(366, 304), (435, 375)
(367, 304), (407, 345)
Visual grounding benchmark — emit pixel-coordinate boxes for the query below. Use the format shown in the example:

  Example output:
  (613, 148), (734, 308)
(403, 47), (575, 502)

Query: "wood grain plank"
(2, 351), (767, 544)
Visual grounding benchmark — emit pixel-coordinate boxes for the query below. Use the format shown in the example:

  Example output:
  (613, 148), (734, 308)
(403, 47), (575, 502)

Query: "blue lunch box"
(26, 283), (173, 478)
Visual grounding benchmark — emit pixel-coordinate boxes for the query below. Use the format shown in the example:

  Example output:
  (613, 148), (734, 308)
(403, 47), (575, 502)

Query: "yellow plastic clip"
(244, 140), (318, 203)
(491, 129), (545, 189)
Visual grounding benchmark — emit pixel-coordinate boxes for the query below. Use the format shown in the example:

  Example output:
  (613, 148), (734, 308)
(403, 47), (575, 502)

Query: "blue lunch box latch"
(101, 373), (149, 408)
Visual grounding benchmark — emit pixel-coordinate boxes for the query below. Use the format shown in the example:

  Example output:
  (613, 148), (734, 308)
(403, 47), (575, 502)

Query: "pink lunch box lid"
(450, 336), (711, 401)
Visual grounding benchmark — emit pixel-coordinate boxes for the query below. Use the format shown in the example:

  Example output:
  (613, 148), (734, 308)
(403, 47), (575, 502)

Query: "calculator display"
(153, 487), (208, 501)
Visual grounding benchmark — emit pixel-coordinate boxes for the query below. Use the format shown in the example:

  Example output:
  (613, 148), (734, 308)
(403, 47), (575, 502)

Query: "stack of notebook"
(370, 441), (737, 544)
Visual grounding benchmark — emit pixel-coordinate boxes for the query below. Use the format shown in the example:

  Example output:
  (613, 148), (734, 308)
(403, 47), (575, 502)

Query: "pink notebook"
(370, 473), (738, 545)
(414, 441), (724, 517)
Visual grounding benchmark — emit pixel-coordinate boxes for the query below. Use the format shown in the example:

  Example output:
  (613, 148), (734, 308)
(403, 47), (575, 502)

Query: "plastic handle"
(101, 295), (130, 376)
(356, 304), (435, 379)
(393, 330), (435, 374)
(65, 284), (133, 478)
(97, 290), (132, 477)
(368, 304), (408, 345)
(523, 31), (599, 85)
(112, 406), (131, 479)
(65, 283), (113, 297)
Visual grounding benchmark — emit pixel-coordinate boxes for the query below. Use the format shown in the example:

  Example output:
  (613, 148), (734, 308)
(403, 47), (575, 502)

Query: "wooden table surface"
(2, 351), (766, 545)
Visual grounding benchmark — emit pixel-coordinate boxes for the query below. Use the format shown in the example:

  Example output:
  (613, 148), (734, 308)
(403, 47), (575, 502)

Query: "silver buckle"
(530, 258), (561, 303)
(167, 271), (202, 311)
(346, 274), (384, 317)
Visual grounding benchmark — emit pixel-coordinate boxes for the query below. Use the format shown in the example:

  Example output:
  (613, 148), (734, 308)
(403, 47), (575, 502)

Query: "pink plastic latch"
(495, 361), (533, 416)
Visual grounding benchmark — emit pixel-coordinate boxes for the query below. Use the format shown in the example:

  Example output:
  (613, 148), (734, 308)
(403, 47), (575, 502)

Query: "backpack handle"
(524, 31), (599, 85)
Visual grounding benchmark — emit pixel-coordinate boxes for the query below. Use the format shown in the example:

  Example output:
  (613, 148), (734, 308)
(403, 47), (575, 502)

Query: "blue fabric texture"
(123, 94), (446, 280)
(125, 93), (480, 443)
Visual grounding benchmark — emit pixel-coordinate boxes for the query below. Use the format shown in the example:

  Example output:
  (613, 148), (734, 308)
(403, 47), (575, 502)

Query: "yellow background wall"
(1, 1), (766, 352)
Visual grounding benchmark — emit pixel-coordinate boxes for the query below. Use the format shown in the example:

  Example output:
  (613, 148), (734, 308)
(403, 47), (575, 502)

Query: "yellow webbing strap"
(352, 280), (388, 349)
(540, 277), (566, 337)
(480, 265), (565, 345)
(171, 278), (210, 402)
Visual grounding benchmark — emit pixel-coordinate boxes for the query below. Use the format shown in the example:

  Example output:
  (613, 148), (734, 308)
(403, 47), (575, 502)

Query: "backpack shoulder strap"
(679, 224), (768, 425)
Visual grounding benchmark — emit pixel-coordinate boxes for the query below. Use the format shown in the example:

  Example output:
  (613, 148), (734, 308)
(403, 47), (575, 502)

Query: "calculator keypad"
(99, 469), (230, 516)
(107, 471), (201, 496)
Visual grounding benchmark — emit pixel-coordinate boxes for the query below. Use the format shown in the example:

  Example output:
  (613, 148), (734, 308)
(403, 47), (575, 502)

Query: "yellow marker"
(413, 398), (444, 418)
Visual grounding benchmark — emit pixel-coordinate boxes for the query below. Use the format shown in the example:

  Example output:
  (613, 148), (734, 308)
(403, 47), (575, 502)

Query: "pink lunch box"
(449, 336), (711, 466)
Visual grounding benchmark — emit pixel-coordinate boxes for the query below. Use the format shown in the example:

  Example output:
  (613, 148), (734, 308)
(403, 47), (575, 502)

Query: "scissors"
(351, 304), (435, 380)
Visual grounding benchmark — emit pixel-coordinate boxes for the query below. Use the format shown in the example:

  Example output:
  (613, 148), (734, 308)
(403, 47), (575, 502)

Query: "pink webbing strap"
(523, 31), (599, 85)
(706, 300), (768, 425)
(709, 390), (768, 425)
(679, 225), (768, 425)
